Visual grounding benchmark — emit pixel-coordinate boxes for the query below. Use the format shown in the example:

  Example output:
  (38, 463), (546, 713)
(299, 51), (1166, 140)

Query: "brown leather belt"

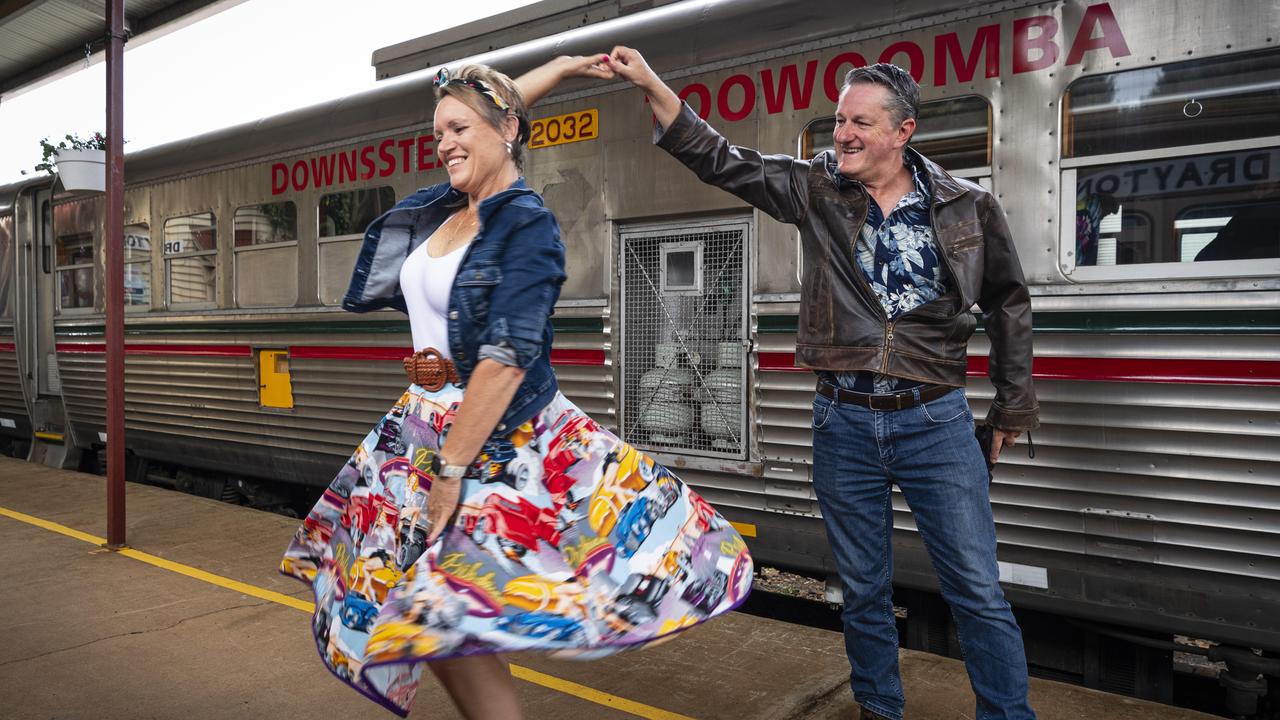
(403, 347), (460, 391)
(816, 380), (952, 411)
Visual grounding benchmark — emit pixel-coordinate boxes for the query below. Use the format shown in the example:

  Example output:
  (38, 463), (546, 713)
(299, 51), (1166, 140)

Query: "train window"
(55, 232), (95, 311)
(0, 215), (12, 318)
(802, 95), (992, 175)
(660, 241), (703, 294)
(234, 202), (298, 308)
(318, 185), (395, 305)
(234, 201), (297, 246)
(1175, 201), (1279, 263)
(318, 187), (395, 238)
(164, 212), (217, 307)
(1063, 50), (1280, 158)
(123, 223), (151, 308)
(1060, 50), (1280, 280)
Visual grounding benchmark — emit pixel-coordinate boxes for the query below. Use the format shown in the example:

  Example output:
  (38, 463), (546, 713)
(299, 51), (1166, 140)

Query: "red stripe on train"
(972, 356), (1280, 386)
(758, 352), (1280, 386)
(289, 346), (413, 361)
(550, 349), (606, 366)
(287, 346), (605, 365)
(56, 342), (606, 367)
(55, 343), (250, 357)
(0, 343), (15, 353)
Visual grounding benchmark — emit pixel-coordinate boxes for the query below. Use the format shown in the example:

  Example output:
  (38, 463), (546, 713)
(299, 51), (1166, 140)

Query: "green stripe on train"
(757, 309), (1280, 334)
(54, 316), (606, 337)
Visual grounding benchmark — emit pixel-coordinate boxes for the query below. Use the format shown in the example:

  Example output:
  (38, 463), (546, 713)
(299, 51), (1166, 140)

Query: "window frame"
(1057, 135), (1280, 282)
(316, 185), (396, 306)
(233, 200), (300, 309)
(54, 231), (96, 315)
(660, 240), (705, 295)
(163, 211), (219, 310)
(122, 222), (153, 311)
(0, 214), (14, 319)
(233, 200), (299, 249)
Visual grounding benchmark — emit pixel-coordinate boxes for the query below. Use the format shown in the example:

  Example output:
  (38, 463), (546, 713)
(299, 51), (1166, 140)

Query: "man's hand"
(990, 428), (1021, 464)
(607, 46), (659, 90)
(606, 45), (682, 128)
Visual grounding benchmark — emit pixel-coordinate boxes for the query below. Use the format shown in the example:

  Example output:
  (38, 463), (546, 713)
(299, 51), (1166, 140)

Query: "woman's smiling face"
(433, 94), (515, 196)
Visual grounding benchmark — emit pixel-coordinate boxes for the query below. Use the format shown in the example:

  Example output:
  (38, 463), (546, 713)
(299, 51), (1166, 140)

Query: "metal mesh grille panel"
(621, 220), (748, 458)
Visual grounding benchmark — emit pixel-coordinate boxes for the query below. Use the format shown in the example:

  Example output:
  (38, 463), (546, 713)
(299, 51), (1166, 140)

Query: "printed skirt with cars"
(281, 384), (753, 717)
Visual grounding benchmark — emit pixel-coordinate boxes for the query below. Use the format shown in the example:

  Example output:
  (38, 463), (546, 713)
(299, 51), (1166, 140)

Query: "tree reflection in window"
(319, 187), (396, 237)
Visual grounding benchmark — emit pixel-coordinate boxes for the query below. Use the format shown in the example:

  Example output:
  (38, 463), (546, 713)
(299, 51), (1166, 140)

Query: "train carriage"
(0, 0), (1277, 707)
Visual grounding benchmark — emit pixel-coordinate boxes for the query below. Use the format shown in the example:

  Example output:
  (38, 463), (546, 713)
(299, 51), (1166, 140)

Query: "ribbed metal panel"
(751, 303), (1280, 588)
(289, 356), (410, 457)
(0, 339), (26, 421)
(552, 307), (615, 430)
(55, 309), (618, 478)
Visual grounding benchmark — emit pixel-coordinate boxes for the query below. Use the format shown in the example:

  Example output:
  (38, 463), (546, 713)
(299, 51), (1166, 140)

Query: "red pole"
(105, 0), (126, 548)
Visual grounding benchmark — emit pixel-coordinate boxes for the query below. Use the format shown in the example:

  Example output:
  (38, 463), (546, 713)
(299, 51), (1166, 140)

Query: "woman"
(280, 56), (753, 719)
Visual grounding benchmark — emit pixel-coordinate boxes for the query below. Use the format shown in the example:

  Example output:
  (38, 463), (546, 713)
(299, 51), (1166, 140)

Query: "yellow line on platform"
(509, 665), (694, 720)
(0, 504), (695, 720)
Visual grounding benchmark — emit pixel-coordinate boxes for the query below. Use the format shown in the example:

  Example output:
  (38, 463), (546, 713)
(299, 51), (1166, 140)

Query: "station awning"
(0, 0), (246, 97)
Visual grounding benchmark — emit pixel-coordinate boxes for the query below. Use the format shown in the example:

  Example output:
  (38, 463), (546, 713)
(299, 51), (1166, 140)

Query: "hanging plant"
(32, 132), (118, 174)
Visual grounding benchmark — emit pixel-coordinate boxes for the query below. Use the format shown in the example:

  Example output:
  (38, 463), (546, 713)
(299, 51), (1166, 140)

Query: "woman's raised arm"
(515, 55), (614, 107)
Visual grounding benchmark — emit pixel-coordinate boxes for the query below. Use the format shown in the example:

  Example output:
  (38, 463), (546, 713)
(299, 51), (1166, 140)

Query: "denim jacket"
(343, 178), (567, 433)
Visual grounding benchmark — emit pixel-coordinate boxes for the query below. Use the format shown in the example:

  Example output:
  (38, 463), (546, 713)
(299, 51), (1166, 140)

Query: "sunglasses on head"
(434, 67), (511, 112)
(434, 67), (531, 145)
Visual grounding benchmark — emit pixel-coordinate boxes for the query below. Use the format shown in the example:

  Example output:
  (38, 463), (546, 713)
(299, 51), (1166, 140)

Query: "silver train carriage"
(0, 0), (1276, 699)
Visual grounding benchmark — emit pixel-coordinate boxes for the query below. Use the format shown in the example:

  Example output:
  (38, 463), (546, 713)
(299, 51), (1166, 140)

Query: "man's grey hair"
(841, 63), (920, 126)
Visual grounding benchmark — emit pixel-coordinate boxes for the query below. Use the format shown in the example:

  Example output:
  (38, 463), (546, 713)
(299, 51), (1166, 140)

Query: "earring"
(505, 141), (513, 155)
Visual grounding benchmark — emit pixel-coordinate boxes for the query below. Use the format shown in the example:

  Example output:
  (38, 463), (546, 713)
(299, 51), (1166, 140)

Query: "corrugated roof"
(0, 0), (247, 97)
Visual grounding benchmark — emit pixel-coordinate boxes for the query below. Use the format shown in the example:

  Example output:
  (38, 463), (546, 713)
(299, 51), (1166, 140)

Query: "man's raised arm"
(608, 46), (810, 226)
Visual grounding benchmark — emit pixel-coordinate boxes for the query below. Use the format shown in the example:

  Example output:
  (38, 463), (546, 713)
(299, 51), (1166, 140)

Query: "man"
(607, 47), (1039, 720)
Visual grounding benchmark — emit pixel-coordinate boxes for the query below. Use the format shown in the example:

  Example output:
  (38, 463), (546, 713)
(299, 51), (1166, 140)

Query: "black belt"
(816, 380), (952, 411)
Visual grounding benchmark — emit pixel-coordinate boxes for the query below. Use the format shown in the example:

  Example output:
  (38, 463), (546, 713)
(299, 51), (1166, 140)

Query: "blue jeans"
(811, 387), (1035, 720)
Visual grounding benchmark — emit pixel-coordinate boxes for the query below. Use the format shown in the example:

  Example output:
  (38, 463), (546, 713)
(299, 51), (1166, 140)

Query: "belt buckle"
(867, 392), (896, 411)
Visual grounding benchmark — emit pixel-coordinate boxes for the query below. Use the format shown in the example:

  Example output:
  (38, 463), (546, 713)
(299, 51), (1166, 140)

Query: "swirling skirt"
(280, 383), (753, 716)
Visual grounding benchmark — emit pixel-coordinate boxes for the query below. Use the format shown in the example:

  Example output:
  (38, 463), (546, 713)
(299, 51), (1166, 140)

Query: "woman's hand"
(557, 54), (615, 80)
(425, 471), (462, 546)
(606, 46), (682, 128)
(422, 359), (526, 545)
(515, 54), (614, 107)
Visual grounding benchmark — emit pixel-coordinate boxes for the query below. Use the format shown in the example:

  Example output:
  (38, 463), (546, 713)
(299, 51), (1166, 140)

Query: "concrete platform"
(0, 457), (1217, 720)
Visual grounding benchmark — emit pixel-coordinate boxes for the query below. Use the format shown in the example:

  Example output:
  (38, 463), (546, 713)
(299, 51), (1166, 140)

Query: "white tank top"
(400, 229), (467, 356)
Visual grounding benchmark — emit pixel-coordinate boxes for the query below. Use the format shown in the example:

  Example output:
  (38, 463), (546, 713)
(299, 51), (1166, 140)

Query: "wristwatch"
(431, 453), (469, 479)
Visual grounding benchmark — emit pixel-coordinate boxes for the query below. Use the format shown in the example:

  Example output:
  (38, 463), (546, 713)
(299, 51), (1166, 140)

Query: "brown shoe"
(860, 708), (893, 720)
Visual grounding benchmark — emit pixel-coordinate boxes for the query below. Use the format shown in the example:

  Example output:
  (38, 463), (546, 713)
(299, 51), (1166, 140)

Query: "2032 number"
(530, 109), (598, 149)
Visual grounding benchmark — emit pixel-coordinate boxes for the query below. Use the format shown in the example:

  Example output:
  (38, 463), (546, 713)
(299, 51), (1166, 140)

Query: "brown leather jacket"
(655, 103), (1039, 431)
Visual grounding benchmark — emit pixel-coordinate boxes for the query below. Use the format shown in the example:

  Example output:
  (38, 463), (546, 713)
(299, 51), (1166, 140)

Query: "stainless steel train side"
(0, 0), (1275, 701)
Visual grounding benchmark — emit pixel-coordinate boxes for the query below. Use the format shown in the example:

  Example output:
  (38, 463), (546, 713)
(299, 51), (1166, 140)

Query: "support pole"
(105, 0), (126, 548)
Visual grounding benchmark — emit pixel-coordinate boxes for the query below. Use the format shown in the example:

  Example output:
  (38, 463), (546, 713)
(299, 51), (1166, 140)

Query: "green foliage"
(257, 201), (297, 242)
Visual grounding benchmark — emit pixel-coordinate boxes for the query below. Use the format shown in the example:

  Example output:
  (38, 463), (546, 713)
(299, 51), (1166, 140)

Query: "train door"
(18, 186), (75, 468)
(0, 199), (28, 458)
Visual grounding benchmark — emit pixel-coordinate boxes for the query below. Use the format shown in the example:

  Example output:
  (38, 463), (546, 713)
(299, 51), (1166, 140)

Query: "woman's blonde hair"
(434, 64), (530, 171)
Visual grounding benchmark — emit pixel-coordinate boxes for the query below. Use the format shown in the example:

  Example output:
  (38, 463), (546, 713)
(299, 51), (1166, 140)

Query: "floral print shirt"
(821, 155), (949, 394)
